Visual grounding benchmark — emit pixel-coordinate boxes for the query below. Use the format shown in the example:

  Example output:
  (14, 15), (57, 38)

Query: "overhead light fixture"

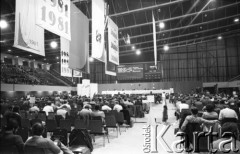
(0, 40), (6, 43)
(89, 57), (94, 62)
(159, 22), (165, 29)
(44, 58), (46, 60)
(56, 57), (59, 59)
(57, 62), (59, 64)
(217, 36), (222, 40)
(0, 20), (8, 29)
(4, 56), (7, 58)
(29, 54), (32, 57)
(8, 49), (11, 52)
(234, 18), (239, 23)
(163, 45), (169, 51)
(50, 41), (58, 48)
(132, 46), (135, 50)
(136, 49), (141, 55)
(16, 56), (19, 58)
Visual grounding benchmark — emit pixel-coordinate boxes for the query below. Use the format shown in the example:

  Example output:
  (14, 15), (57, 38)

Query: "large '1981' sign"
(36, 0), (71, 40)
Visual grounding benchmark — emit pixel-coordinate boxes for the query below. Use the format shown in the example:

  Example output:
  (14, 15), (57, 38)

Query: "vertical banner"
(61, 37), (72, 77)
(36, 0), (71, 40)
(152, 12), (157, 67)
(92, 0), (105, 62)
(69, 3), (89, 73)
(14, 0), (45, 56)
(108, 18), (119, 65)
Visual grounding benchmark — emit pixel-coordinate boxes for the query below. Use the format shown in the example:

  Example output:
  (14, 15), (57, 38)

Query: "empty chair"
(89, 120), (109, 147)
(46, 119), (58, 132)
(105, 116), (120, 137)
(74, 119), (87, 129)
(59, 119), (72, 132)
(184, 123), (202, 149)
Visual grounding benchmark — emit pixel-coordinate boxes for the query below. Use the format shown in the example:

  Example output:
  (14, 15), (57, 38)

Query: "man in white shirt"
(56, 106), (68, 119)
(101, 103), (112, 111)
(113, 102), (123, 112)
(43, 101), (54, 116)
(219, 106), (238, 120)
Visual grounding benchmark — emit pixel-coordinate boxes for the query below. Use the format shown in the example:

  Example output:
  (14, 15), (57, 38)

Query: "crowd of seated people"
(0, 93), (150, 153)
(1, 64), (39, 85)
(1, 64), (69, 86)
(173, 91), (240, 152)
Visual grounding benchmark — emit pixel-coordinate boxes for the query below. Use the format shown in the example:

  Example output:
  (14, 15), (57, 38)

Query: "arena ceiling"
(1, 0), (240, 64)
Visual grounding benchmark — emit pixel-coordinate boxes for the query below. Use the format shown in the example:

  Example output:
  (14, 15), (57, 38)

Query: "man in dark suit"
(0, 118), (24, 154)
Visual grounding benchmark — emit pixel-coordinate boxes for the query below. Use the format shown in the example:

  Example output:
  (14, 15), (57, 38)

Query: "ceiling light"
(47, 63), (49, 64)
(57, 62), (59, 64)
(132, 46), (135, 50)
(29, 55), (32, 57)
(163, 45), (169, 51)
(0, 40), (6, 43)
(159, 22), (165, 29)
(16, 56), (19, 58)
(217, 36), (222, 40)
(4, 56), (7, 58)
(0, 20), (8, 29)
(136, 49), (141, 55)
(89, 57), (94, 62)
(234, 18), (239, 23)
(56, 57), (59, 59)
(44, 58), (46, 60)
(50, 41), (58, 48)
(8, 49), (11, 52)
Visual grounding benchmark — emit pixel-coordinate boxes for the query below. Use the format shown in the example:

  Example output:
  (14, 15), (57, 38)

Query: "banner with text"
(108, 18), (119, 65)
(73, 70), (82, 78)
(36, 0), (71, 40)
(61, 37), (72, 77)
(14, 0), (45, 56)
(92, 0), (105, 62)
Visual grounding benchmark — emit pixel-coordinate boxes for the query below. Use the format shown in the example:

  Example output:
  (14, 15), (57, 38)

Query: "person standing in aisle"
(162, 105), (168, 124)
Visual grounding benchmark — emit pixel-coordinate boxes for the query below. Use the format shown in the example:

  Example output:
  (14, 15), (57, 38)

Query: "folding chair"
(52, 129), (68, 146)
(16, 127), (29, 142)
(47, 112), (55, 120)
(105, 115), (120, 137)
(74, 119), (88, 130)
(60, 119), (72, 133)
(46, 119), (58, 132)
(116, 112), (130, 132)
(21, 118), (31, 128)
(37, 112), (47, 122)
(89, 120), (109, 147)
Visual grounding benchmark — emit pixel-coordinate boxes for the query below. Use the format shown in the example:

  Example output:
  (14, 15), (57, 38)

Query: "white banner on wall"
(73, 70), (82, 78)
(91, 0), (105, 62)
(14, 0), (45, 56)
(61, 37), (72, 77)
(36, 0), (71, 40)
(108, 18), (119, 65)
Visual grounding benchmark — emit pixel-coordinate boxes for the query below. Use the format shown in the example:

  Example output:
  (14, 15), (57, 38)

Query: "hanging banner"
(73, 70), (82, 78)
(36, 0), (71, 40)
(152, 12), (157, 67)
(108, 18), (119, 65)
(92, 0), (105, 62)
(61, 37), (72, 77)
(69, 3), (89, 73)
(14, 0), (45, 56)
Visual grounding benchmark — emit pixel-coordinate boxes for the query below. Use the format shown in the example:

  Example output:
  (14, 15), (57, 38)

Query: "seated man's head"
(190, 107), (198, 115)
(6, 118), (19, 132)
(94, 105), (100, 111)
(31, 122), (44, 136)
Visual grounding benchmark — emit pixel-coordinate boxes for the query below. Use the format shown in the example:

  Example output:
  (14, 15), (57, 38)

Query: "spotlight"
(163, 45), (169, 51)
(217, 36), (222, 40)
(234, 18), (239, 23)
(136, 49), (141, 55)
(89, 57), (94, 62)
(50, 41), (58, 48)
(132, 46), (135, 50)
(8, 49), (11, 52)
(159, 22), (165, 29)
(0, 20), (8, 29)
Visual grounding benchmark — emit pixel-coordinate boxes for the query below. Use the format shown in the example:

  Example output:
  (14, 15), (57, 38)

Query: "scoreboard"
(117, 64), (144, 80)
(117, 62), (162, 80)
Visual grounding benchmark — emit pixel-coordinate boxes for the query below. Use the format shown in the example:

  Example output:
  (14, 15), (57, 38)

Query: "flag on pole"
(152, 12), (157, 67)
